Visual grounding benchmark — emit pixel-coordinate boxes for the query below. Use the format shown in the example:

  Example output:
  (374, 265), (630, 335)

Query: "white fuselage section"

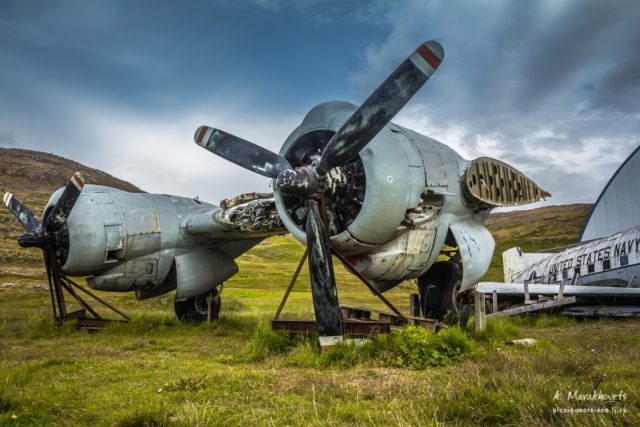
(505, 225), (640, 287)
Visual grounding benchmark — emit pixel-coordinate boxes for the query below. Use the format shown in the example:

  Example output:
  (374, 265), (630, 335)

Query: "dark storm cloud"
(1, 0), (638, 205)
(350, 1), (640, 205)
(588, 50), (640, 114)
(512, 1), (636, 113)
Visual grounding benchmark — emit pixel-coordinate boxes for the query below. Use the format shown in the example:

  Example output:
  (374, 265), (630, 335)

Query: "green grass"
(1, 267), (639, 426)
(3, 199), (639, 425)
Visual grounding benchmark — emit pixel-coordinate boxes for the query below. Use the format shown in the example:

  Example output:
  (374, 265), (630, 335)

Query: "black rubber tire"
(174, 291), (221, 323)
(418, 261), (463, 321)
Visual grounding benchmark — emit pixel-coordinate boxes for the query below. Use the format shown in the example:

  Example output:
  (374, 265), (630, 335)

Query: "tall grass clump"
(240, 320), (293, 362)
(369, 325), (475, 369)
(469, 317), (522, 342)
(229, 322), (477, 369)
(290, 326), (476, 369)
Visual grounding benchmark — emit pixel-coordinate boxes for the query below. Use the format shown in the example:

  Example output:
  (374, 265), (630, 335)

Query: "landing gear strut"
(174, 288), (221, 322)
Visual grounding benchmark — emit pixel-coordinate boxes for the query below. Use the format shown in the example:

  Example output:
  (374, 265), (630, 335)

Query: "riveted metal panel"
(399, 126), (449, 188)
(105, 224), (123, 251)
(89, 257), (159, 292)
(97, 202), (122, 226)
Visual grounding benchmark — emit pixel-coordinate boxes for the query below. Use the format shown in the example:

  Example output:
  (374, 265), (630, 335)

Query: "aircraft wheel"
(174, 290), (221, 322)
(418, 261), (463, 322)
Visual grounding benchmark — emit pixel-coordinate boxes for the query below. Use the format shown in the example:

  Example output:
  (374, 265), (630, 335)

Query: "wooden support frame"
(475, 282), (577, 331)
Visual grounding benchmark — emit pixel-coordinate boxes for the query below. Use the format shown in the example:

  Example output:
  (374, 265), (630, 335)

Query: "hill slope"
(0, 148), (591, 282)
(0, 148), (142, 265)
(484, 204), (592, 281)
(0, 148), (141, 194)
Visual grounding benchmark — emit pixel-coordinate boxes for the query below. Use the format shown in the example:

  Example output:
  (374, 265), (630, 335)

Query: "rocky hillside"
(0, 148), (141, 194)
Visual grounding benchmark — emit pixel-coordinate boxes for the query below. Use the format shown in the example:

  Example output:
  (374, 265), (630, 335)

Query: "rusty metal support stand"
(61, 276), (130, 321)
(273, 250), (308, 320)
(331, 249), (407, 323)
(59, 280), (101, 319)
(43, 269), (129, 328)
(272, 249), (393, 337)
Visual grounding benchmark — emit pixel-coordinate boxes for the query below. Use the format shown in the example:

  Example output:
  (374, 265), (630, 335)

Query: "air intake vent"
(464, 157), (551, 208)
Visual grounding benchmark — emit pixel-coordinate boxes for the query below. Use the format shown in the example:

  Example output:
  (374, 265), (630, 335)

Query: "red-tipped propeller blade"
(194, 126), (292, 179)
(316, 40), (444, 174)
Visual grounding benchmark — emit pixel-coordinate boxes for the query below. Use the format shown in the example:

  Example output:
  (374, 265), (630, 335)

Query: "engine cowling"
(274, 101), (426, 255)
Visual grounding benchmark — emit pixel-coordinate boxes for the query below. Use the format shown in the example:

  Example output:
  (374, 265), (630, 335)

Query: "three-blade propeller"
(4, 172), (84, 253)
(195, 41), (444, 341)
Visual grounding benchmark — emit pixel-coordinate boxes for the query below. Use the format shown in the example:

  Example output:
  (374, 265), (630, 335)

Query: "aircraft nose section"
(59, 192), (110, 275)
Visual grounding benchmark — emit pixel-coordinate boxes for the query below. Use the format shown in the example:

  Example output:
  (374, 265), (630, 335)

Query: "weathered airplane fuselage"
(45, 186), (278, 299)
(506, 225), (640, 287)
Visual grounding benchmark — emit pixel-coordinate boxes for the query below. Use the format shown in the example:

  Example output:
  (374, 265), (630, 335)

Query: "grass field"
(1, 150), (638, 425)
(1, 235), (639, 426)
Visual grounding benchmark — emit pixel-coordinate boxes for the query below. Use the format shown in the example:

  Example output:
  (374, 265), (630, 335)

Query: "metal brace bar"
(524, 280), (532, 304)
(63, 276), (130, 320)
(558, 278), (566, 300)
(59, 280), (102, 319)
(627, 275), (636, 288)
(331, 249), (407, 322)
(273, 250), (308, 320)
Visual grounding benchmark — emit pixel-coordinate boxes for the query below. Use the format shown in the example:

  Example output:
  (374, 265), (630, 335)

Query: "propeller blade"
(3, 192), (41, 232)
(305, 200), (342, 345)
(45, 172), (85, 231)
(317, 40), (444, 174)
(194, 126), (292, 179)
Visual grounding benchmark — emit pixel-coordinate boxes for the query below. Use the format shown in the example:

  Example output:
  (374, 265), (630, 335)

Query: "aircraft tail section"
(503, 247), (553, 282)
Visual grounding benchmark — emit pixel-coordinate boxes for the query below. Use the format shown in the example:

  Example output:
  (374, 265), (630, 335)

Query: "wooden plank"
(474, 291), (486, 331)
(487, 297), (576, 318)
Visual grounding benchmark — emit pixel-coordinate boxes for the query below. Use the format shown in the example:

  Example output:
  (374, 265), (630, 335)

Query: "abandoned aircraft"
(492, 144), (640, 308)
(4, 179), (285, 321)
(191, 40), (551, 342)
(503, 225), (640, 288)
(476, 144), (640, 317)
(5, 40), (550, 339)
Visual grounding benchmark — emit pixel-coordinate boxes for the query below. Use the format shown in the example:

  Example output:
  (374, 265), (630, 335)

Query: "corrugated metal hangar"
(580, 145), (640, 241)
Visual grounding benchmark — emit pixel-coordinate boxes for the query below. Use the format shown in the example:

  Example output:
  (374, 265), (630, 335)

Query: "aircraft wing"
(185, 192), (288, 239)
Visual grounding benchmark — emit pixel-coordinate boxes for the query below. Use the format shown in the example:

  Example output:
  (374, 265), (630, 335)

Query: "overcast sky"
(1, 0), (639, 209)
